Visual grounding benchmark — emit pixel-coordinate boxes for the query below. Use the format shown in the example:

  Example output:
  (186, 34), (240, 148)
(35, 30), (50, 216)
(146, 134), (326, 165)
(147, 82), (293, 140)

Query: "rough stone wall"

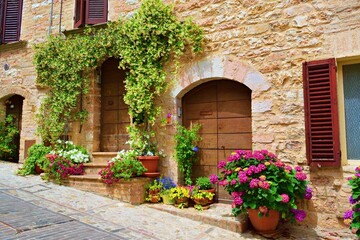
(1, 0), (360, 233)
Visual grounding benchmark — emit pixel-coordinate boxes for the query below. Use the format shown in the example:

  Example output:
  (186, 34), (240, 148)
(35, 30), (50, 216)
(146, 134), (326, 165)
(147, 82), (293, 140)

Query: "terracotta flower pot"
(175, 197), (189, 204)
(137, 156), (159, 173)
(193, 197), (209, 206)
(35, 164), (44, 174)
(200, 188), (215, 203)
(247, 209), (280, 233)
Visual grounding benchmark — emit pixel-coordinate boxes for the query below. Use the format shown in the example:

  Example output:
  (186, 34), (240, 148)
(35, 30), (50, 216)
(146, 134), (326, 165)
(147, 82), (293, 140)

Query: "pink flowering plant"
(210, 150), (312, 222)
(343, 166), (360, 237)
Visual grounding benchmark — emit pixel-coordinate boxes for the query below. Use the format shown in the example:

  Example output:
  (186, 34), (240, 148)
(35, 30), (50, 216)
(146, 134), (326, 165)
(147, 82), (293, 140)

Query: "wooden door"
(5, 95), (24, 163)
(182, 80), (252, 202)
(100, 58), (130, 152)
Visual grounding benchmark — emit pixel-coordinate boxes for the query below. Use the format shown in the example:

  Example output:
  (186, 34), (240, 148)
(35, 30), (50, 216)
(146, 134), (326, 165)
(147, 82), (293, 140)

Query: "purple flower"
(304, 186), (313, 200)
(230, 179), (237, 185)
(259, 180), (270, 190)
(217, 160), (227, 169)
(281, 194), (290, 203)
(249, 179), (259, 188)
(294, 166), (303, 172)
(246, 165), (257, 176)
(295, 172), (307, 181)
(238, 172), (248, 183)
(253, 151), (265, 161)
(231, 191), (244, 198)
(260, 150), (269, 155)
(227, 153), (240, 162)
(349, 195), (358, 204)
(192, 146), (199, 152)
(344, 210), (354, 220)
(291, 209), (307, 222)
(233, 196), (243, 205)
(275, 160), (285, 168)
(284, 165), (292, 171)
(209, 174), (219, 184)
(219, 179), (228, 186)
(257, 164), (266, 172)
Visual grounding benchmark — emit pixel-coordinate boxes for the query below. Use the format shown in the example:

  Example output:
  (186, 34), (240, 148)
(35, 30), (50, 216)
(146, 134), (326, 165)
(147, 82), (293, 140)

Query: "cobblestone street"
(0, 161), (356, 240)
(0, 161), (263, 240)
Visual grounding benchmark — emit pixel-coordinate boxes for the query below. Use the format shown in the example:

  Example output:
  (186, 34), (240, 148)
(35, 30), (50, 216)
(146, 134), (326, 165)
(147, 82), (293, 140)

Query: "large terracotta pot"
(247, 209), (280, 233)
(200, 188), (215, 203)
(137, 156), (159, 173)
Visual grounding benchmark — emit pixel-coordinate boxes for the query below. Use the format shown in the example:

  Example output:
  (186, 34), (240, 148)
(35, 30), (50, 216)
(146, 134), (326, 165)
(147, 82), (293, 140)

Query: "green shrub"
(17, 143), (51, 176)
(0, 114), (19, 160)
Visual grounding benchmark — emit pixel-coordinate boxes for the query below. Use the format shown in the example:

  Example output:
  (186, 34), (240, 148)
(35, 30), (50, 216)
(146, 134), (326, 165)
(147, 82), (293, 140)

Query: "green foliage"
(17, 143), (51, 176)
(33, 0), (204, 146)
(99, 150), (147, 183)
(0, 114), (19, 159)
(195, 177), (213, 190)
(174, 123), (202, 185)
(344, 167), (360, 236)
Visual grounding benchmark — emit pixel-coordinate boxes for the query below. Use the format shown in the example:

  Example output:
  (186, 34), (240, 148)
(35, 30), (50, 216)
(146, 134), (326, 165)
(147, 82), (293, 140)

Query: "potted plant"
(146, 179), (163, 203)
(127, 126), (166, 177)
(169, 186), (191, 208)
(174, 123), (202, 185)
(195, 176), (215, 203)
(17, 143), (52, 175)
(191, 188), (215, 210)
(210, 149), (312, 233)
(159, 176), (177, 205)
(343, 166), (360, 237)
(99, 150), (147, 184)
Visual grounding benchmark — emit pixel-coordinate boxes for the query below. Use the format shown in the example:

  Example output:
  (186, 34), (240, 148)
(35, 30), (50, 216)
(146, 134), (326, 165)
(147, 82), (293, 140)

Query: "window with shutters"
(0, 0), (24, 44)
(74, 0), (108, 28)
(303, 59), (341, 167)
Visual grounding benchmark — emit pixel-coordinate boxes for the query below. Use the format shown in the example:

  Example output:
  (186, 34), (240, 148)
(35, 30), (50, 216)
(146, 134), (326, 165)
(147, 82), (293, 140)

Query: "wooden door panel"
(198, 134), (217, 149)
(195, 149), (217, 166)
(218, 118), (252, 133)
(184, 102), (217, 119)
(217, 149), (235, 162)
(218, 100), (251, 118)
(217, 81), (251, 101)
(101, 136), (117, 152)
(101, 124), (117, 134)
(218, 133), (252, 149)
(118, 109), (130, 123)
(102, 110), (118, 124)
(183, 84), (217, 104)
(184, 119), (217, 133)
(192, 165), (217, 179)
(118, 123), (129, 134)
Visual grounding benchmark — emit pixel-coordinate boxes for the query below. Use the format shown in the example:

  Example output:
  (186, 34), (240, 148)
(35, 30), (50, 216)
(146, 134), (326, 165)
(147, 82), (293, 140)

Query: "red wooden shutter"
(303, 58), (341, 167)
(1, 0), (23, 43)
(74, 0), (85, 28)
(85, 0), (107, 25)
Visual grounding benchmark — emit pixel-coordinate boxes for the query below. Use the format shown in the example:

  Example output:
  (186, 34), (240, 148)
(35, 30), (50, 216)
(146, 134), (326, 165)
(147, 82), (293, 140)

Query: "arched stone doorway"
(100, 58), (130, 152)
(3, 95), (24, 162)
(182, 79), (252, 202)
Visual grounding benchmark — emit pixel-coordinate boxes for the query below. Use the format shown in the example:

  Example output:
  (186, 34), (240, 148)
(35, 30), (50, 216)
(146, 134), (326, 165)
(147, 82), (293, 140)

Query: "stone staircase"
(61, 152), (151, 204)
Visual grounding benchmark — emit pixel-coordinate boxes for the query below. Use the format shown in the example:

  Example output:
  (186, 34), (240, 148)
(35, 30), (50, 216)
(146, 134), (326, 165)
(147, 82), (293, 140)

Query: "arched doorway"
(3, 95), (24, 162)
(182, 80), (252, 202)
(100, 58), (130, 152)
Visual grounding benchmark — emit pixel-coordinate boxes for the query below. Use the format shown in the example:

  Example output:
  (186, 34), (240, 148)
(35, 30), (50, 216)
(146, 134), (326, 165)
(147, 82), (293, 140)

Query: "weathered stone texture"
(1, 0), (360, 232)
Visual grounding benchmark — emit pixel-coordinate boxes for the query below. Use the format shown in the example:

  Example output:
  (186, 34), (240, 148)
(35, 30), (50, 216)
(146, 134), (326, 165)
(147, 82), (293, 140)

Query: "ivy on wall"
(34, 0), (204, 145)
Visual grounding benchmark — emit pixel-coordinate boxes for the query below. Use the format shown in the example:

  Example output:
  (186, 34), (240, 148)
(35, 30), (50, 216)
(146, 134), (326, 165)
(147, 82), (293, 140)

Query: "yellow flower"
(235, 167), (241, 172)
(231, 152), (236, 155)
(243, 168), (248, 171)
(265, 162), (270, 166)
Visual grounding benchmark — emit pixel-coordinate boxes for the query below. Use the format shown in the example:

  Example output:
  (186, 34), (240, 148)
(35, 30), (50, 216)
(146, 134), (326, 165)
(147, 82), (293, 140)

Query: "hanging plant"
(34, 0), (204, 147)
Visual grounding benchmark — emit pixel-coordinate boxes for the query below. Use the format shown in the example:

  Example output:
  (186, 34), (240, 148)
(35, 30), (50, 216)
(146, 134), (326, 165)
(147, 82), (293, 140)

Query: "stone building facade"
(1, 0), (360, 232)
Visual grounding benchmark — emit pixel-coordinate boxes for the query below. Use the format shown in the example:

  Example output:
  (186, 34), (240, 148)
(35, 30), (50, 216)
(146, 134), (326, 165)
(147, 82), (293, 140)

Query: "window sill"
(62, 23), (108, 37)
(0, 40), (28, 53)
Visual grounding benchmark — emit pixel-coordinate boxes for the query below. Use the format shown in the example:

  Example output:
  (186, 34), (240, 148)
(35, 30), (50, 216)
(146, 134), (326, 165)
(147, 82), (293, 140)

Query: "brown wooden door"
(100, 58), (130, 152)
(182, 80), (252, 202)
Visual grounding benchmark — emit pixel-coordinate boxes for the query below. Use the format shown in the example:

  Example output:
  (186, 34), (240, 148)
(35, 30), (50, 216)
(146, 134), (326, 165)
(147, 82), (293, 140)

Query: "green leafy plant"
(343, 166), (360, 236)
(0, 114), (19, 160)
(99, 150), (147, 183)
(17, 143), (52, 176)
(174, 123), (202, 185)
(34, 0), (204, 146)
(195, 176), (213, 190)
(211, 150), (312, 222)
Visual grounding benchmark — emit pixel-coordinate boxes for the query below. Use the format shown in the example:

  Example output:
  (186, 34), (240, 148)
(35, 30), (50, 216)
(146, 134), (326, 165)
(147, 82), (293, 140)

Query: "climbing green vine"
(34, 0), (203, 146)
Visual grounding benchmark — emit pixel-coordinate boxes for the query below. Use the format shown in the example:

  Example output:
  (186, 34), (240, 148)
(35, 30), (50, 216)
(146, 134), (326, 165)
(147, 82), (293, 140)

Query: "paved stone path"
(0, 161), (356, 240)
(0, 161), (263, 240)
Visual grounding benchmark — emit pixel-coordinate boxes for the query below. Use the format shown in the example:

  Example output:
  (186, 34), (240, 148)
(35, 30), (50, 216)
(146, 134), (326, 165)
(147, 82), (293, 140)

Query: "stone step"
(62, 175), (151, 205)
(83, 162), (108, 175)
(91, 152), (118, 164)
